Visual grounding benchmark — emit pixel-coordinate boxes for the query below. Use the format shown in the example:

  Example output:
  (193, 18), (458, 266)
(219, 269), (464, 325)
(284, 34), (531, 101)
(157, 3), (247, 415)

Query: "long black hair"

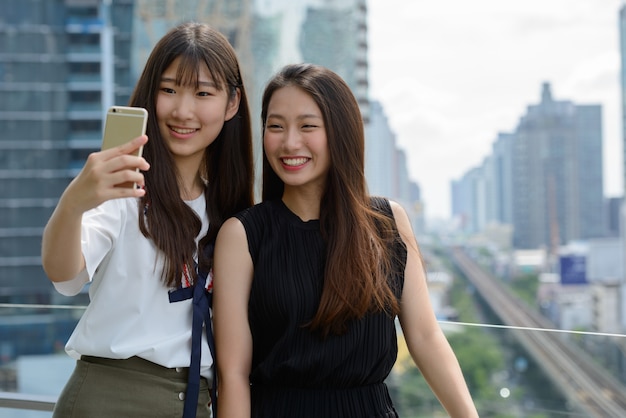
(261, 64), (399, 337)
(129, 22), (254, 287)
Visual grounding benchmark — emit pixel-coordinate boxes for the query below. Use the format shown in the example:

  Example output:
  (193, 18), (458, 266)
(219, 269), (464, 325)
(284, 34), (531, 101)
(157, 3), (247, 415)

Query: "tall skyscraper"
(492, 133), (514, 225)
(620, 5), (626, 198)
(299, 0), (369, 122)
(366, 101), (397, 197)
(452, 83), (604, 249)
(366, 101), (424, 233)
(606, 196), (624, 237)
(617, 4), (626, 331)
(0, 0), (135, 304)
(452, 166), (485, 235)
(512, 83), (604, 249)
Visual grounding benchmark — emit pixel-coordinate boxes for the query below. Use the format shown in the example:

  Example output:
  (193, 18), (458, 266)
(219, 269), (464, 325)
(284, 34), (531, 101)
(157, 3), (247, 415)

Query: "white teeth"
(282, 157), (308, 166)
(171, 127), (196, 134)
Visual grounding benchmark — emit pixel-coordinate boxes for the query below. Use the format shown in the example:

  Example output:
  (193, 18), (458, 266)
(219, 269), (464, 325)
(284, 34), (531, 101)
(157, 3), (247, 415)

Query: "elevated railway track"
(449, 246), (626, 417)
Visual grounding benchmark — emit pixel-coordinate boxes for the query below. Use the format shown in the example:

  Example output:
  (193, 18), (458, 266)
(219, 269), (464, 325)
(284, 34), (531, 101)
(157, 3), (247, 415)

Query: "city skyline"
(368, 0), (624, 220)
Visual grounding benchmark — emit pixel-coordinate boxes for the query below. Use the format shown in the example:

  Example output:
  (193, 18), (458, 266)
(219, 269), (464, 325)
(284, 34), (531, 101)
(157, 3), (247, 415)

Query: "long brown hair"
(261, 63), (399, 337)
(129, 22), (254, 287)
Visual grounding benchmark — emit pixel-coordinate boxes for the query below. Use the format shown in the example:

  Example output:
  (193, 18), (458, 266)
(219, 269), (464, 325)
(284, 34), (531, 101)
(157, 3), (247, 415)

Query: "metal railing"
(0, 391), (56, 412)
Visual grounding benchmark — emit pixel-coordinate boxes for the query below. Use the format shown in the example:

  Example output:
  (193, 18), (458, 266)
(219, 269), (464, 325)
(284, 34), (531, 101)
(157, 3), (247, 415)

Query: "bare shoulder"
(213, 216), (253, 287)
(388, 199), (407, 218)
(220, 216), (245, 233)
(387, 199), (413, 238)
(215, 216), (248, 250)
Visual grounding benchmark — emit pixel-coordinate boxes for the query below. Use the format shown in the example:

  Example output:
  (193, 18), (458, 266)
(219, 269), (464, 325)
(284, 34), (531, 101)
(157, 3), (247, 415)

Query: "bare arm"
(213, 217), (254, 418)
(391, 201), (479, 418)
(41, 135), (149, 282)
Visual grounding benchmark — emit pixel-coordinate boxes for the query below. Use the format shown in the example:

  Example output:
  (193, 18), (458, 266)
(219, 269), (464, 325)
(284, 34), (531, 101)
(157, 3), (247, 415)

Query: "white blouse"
(53, 195), (213, 380)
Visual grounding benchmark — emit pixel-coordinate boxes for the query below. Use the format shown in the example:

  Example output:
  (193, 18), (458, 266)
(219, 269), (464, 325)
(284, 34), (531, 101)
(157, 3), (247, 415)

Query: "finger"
(107, 168), (147, 190)
(102, 135), (148, 159)
(100, 168), (147, 198)
(105, 182), (147, 200)
(120, 136), (150, 171)
(118, 134), (148, 156)
(104, 154), (150, 176)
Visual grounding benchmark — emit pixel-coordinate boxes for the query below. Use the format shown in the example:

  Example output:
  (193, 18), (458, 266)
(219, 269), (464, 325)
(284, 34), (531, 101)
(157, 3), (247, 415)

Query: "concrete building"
(0, 0), (135, 304)
(452, 83), (604, 250)
(426, 271), (456, 321)
(615, 4), (626, 332)
(605, 197), (624, 237)
(366, 101), (423, 234)
(536, 239), (623, 333)
(366, 101), (396, 198)
(492, 133), (514, 225)
(545, 285), (594, 331)
(451, 166), (484, 235)
(451, 175), (471, 233)
(620, 5), (626, 195)
(300, 0), (369, 122)
(587, 238), (624, 333)
(513, 83), (604, 249)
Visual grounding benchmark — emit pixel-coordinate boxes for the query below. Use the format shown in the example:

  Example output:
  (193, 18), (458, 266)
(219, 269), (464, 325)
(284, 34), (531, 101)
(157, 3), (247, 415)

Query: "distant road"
(448, 246), (626, 418)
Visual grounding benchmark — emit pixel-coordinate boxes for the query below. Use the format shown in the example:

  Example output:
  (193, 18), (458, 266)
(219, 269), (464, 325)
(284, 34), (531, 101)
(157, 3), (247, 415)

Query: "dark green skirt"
(53, 356), (211, 417)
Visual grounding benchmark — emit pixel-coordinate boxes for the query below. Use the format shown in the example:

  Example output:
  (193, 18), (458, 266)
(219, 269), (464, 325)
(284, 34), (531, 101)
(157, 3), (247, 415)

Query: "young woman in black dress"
(213, 63), (479, 418)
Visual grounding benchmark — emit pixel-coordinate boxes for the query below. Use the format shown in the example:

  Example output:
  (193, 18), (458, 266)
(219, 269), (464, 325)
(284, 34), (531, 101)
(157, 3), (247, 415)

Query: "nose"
(283, 127), (303, 151)
(172, 92), (195, 120)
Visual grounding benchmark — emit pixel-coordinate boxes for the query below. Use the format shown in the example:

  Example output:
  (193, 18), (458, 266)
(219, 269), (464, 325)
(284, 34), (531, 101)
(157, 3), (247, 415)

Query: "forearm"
(414, 332), (478, 418)
(213, 218), (254, 417)
(41, 196), (86, 282)
(216, 375), (251, 418)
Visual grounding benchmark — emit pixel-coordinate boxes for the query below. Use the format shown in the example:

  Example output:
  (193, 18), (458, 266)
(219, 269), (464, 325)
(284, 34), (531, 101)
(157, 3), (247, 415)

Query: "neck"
(282, 187), (321, 221)
(175, 155), (204, 200)
(180, 176), (205, 200)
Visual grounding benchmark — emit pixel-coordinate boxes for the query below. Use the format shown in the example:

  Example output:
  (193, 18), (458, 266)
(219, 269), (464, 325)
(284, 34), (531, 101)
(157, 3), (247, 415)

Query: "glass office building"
(0, 0), (135, 305)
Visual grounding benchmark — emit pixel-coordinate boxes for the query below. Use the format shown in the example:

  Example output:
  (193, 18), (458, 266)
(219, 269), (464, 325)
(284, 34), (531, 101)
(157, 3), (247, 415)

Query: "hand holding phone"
(101, 106), (148, 188)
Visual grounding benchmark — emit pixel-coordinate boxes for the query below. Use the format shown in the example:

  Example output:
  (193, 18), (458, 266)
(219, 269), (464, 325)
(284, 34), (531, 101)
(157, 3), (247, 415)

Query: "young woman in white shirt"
(41, 22), (254, 418)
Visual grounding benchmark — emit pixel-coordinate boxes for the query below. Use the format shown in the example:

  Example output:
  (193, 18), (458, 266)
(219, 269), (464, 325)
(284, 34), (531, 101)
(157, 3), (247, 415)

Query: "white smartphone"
(101, 106), (148, 188)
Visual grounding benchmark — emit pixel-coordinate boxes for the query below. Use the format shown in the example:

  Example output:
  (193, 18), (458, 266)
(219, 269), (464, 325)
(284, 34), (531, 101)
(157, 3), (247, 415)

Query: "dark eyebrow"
(197, 80), (217, 88)
(265, 114), (283, 122)
(266, 113), (322, 120)
(298, 114), (322, 120)
(160, 77), (217, 88)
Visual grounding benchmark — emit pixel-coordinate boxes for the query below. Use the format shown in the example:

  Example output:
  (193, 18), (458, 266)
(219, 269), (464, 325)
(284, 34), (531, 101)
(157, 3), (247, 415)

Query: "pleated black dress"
(235, 197), (407, 418)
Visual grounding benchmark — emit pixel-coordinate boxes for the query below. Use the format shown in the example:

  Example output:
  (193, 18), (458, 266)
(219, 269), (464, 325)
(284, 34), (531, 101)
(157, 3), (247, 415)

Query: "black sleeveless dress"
(235, 198), (407, 418)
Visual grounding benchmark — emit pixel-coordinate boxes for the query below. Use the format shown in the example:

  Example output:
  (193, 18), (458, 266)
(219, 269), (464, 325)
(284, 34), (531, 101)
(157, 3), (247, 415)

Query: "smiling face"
(156, 56), (240, 172)
(263, 85), (331, 196)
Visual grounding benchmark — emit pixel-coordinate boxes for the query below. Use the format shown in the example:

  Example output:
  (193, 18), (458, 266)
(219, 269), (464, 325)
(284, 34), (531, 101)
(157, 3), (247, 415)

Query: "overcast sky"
(368, 0), (625, 221)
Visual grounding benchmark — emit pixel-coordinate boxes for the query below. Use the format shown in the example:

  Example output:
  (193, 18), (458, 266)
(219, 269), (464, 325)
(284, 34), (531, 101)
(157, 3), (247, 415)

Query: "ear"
(225, 87), (241, 121)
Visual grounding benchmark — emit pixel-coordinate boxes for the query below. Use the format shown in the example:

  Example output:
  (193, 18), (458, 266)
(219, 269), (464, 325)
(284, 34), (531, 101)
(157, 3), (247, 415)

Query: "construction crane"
(547, 173), (560, 272)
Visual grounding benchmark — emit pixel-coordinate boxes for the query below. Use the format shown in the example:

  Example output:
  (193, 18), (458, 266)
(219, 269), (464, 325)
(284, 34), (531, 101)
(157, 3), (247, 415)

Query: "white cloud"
(368, 0), (625, 220)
